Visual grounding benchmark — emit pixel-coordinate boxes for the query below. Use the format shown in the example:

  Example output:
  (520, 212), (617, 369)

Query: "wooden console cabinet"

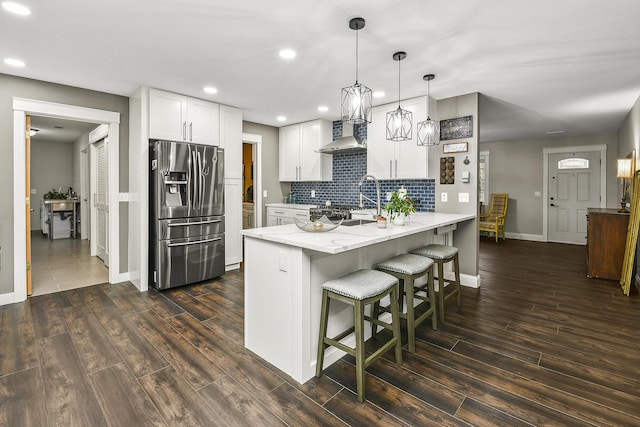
(587, 208), (630, 280)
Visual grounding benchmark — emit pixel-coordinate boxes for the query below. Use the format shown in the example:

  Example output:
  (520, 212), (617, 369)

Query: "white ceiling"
(29, 116), (97, 143)
(2, 0), (639, 142)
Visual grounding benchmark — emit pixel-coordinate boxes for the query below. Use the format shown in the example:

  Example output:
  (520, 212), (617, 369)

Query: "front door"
(548, 151), (601, 244)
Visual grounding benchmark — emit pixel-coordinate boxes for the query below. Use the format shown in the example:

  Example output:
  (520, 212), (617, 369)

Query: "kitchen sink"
(341, 219), (376, 227)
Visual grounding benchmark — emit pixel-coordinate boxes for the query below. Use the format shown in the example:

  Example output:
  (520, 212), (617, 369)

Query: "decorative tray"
(294, 215), (343, 232)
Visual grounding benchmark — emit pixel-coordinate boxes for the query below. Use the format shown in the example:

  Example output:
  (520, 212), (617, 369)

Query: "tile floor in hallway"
(30, 231), (108, 296)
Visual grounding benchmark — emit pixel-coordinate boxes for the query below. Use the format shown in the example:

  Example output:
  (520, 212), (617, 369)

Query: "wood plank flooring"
(1, 238), (640, 426)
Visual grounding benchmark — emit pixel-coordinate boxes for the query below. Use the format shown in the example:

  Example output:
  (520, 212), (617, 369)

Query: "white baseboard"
(504, 232), (546, 242)
(226, 263), (240, 272)
(461, 273), (481, 288)
(0, 292), (16, 306)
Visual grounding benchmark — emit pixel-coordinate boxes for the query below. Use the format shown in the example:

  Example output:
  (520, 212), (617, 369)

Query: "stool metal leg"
(315, 289), (330, 378)
(453, 254), (461, 309)
(354, 299), (366, 402)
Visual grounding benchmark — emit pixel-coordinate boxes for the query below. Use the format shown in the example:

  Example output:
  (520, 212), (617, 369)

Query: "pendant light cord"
(355, 29), (359, 84)
(426, 78), (430, 118)
(397, 58), (401, 108)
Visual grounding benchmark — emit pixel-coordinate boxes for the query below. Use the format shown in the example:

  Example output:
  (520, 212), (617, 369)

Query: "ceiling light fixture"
(277, 116), (287, 122)
(317, 106), (329, 112)
(341, 17), (372, 125)
(2, 1), (31, 16)
(386, 51), (412, 142)
(29, 128), (38, 136)
(417, 74), (440, 146)
(373, 91), (385, 98)
(203, 86), (218, 94)
(4, 57), (25, 67)
(279, 49), (296, 60)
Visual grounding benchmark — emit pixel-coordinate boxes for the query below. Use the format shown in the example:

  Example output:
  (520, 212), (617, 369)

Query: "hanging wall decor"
(440, 115), (473, 141)
(440, 156), (455, 184)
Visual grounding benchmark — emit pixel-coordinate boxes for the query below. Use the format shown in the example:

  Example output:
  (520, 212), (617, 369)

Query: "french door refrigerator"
(149, 140), (225, 290)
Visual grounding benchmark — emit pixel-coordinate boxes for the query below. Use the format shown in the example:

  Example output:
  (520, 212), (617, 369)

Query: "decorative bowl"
(294, 215), (343, 232)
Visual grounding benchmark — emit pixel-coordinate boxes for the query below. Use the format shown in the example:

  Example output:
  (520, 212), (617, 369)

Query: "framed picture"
(442, 142), (468, 154)
(440, 115), (473, 140)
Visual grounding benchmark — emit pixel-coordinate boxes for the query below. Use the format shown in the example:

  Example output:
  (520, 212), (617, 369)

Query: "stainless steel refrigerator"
(149, 140), (225, 290)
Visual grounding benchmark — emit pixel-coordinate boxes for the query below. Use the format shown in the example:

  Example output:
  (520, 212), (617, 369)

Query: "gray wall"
(481, 133), (618, 237)
(30, 140), (74, 231)
(242, 121), (288, 226)
(0, 73), (129, 295)
(431, 93), (480, 279)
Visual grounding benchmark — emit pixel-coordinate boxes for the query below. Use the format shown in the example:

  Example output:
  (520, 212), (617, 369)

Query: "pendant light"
(341, 17), (372, 125)
(417, 74), (440, 146)
(386, 51), (412, 141)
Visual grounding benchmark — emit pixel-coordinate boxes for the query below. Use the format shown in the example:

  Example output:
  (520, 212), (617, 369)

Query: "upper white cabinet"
(219, 105), (243, 179)
(279, 119), (332, 181)
(367, 96), (428, 180)
(149, 88), (220, 145)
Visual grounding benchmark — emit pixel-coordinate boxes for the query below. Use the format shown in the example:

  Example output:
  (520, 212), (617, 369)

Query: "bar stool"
(316, 269), (402, 403)
(411, 244), (461, 323)
(373, 254), (437, 353)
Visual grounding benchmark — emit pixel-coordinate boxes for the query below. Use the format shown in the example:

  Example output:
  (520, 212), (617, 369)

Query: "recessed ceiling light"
(317, 106), (329, 112)
(279, 49), (296, 60)
(4, 57), (25, 67)
(373, 91), (385, 98)
(2, 1), (31, 16)
(29, 128), (38, 136)
(203, 86), (218, 94)
(277, 116), (287, 122)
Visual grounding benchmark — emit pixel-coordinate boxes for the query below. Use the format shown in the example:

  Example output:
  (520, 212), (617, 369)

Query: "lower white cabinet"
(266, 206), (311, 226)
(225, 178), (243, 268)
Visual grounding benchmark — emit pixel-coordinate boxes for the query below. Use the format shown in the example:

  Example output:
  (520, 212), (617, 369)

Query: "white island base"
(242, 212), (474, 384)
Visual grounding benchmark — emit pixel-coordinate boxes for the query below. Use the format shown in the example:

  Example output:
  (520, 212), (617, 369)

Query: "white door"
(95, 138), (109, 265)
(80, 148), (90, 240)
(548, 151), (601, 244)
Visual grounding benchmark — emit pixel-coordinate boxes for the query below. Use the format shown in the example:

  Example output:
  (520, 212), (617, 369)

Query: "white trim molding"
(11, 97), (122, 304)
(461, 273), (481, 288)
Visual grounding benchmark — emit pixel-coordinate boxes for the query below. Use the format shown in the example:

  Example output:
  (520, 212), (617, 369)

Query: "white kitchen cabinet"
(279, 119), (332, 182)
(266, 205), (311, 226)
(367, 96), (428, 180)
(219, 105), (243, 179)
(225, 178), (242, 269)
(149, 88), (219, 145)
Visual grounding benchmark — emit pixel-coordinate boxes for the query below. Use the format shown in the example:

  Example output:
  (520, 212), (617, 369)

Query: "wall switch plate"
(534, 191), (542, 197)
(311, 190), (316, 198)
(386, 192), (392, 201)
(263, 190), (268, 198)
(459, 192), (469, 203)
(441, 192), (448, 202)
(30, 189), (37, 194)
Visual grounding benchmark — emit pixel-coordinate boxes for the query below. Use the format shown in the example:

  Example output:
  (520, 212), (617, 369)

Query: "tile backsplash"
(290, 121), (435, 211)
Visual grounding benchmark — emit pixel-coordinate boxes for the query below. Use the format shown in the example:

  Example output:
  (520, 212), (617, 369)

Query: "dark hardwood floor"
(2, 238), (640, 426)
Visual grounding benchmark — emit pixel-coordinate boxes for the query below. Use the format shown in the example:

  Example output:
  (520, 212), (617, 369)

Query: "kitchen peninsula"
(241, 212), (474, 383)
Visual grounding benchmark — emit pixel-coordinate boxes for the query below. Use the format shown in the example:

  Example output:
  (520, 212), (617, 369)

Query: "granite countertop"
(241, 212), (475, 254)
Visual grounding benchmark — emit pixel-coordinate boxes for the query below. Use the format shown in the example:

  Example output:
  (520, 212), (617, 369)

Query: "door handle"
(183, 121), (187, 141)
(550, 203), (556, 207)
(389, 160), (392, 178)
(189, 122), (193, 141)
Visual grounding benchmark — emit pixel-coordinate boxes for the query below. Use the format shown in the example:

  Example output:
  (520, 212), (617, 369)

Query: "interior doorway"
(12, 97), (120, 304)
(28, 116), (108, 296)
(242, 133), (263, 229)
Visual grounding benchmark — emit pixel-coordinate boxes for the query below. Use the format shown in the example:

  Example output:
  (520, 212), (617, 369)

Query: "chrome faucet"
(358, 174), (381, 218)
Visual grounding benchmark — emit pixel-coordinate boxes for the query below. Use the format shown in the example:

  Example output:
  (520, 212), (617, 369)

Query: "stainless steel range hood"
(316, 124), (366, 154)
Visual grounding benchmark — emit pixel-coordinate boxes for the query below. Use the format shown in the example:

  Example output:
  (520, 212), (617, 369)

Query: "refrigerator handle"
(167, 219), (221, 227)
(198, 151), (204, 211)
(167, 237), (222, 247)
(191, 148), (198, 211)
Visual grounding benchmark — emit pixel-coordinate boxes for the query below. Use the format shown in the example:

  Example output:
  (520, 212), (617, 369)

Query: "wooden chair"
(479, 193), (508, 242)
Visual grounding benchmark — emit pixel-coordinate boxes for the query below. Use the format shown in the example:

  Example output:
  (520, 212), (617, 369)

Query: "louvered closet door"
(95, 138), (109, 266)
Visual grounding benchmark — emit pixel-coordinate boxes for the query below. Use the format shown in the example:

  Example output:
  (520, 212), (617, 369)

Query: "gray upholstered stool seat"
(411, 244), (458, 260)
(374, 254), (437, 352)
(316, 269), (402, 403)
(410, 244), (461, 323)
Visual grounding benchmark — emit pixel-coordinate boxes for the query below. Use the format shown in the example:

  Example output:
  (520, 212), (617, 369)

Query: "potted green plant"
(384, 190), (417, 225)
